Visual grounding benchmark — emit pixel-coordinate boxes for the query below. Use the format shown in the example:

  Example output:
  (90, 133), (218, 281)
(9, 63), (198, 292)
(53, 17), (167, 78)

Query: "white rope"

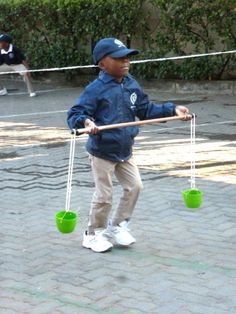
(0, 50), (235, 75)
(131, 50), (236, 64)
(65, 131), (76, 212)
(190, 114), (196, 189)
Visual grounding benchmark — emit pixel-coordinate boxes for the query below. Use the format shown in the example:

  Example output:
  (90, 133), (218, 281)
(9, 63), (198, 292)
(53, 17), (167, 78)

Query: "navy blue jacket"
(67, 71), (176, 162)
(0, 44), (26, 65)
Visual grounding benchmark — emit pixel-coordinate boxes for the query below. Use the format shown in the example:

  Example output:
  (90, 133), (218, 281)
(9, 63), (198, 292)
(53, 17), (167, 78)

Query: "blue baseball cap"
(0, 34), (12, 43)
(93, 38), (139, 65)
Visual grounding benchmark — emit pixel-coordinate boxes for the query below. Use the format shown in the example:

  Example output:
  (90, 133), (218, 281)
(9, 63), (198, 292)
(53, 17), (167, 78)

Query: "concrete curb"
(141, 79), (236, 95)
(1, 75), (236, 95)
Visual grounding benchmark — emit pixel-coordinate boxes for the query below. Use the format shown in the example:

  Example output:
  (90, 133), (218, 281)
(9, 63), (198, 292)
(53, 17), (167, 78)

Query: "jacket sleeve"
(67, 87), (97, 130)
(136, 86), (176, 120)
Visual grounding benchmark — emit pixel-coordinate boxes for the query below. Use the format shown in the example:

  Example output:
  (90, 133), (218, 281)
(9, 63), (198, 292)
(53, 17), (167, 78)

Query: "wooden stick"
(75, 115), (187, 134)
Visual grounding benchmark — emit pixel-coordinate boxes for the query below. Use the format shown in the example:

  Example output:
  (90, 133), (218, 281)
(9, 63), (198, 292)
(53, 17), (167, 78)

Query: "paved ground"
(0, 77), (236, 314)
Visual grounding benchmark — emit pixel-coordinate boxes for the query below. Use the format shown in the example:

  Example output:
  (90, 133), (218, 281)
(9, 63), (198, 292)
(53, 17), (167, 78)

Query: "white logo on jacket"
(130, 92), (137, 105)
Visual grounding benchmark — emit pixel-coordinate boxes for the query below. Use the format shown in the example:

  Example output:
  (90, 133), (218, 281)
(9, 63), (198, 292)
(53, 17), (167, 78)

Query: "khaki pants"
(88, 155), (143, 233)
(0, 64), (34, 94)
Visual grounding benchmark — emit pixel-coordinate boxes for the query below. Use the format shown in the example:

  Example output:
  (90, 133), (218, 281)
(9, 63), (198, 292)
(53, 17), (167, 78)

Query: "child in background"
(0, 34), (36, 97)
(67, 38), (192, 253)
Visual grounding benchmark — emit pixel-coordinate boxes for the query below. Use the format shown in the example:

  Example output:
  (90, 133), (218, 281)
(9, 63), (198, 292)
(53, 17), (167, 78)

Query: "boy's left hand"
(175, 105), (192, 121)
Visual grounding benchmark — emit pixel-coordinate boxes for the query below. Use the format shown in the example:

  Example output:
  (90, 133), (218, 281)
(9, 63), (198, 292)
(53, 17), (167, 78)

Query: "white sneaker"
(82, 230), (113, 253)
(0, 87), (7, 96)
(106, 220), (136, 246)
(29, 92), (36, 97)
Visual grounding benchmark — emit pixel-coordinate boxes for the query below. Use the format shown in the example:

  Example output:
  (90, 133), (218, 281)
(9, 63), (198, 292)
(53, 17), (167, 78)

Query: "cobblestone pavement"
(0, 80), (236, 314)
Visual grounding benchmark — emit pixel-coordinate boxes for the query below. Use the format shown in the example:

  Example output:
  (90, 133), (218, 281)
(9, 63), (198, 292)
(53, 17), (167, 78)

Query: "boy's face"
(0, 41), (9, 50)
(98, 56), (130, 81)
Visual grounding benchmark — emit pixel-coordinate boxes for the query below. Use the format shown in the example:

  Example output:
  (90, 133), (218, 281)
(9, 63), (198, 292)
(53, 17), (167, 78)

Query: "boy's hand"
(84, 119), (99, 134)
(175, 105), (192, 121)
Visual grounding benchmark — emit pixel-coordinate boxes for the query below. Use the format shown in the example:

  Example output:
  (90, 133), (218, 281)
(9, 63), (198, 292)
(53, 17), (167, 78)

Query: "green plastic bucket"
(55, 211), (77, 234)
(182, 189), (203, 209)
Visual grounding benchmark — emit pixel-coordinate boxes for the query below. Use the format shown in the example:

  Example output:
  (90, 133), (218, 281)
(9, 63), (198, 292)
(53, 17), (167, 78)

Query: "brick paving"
(0, 80), (236, 313)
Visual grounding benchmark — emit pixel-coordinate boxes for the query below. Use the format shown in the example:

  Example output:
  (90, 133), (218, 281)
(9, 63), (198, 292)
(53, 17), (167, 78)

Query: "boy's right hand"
(84, 119), (99, 134)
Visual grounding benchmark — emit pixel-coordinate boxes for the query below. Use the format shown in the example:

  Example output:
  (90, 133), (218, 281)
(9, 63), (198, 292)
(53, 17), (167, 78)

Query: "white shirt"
(1, 43), (13, 54)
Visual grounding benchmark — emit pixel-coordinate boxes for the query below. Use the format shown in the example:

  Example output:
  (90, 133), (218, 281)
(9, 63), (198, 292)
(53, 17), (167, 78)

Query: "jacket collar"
(98, 71), (131, 84)
(1, 43), (13, 54)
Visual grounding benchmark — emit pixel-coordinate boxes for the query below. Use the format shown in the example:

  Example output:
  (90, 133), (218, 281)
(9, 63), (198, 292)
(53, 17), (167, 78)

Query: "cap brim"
(109, 48), (139, 59)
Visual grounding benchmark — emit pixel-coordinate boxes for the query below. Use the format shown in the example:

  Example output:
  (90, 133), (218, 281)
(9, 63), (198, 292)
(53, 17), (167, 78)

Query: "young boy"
(0, 34), (36, 97)
(67, 38), (191, 253)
